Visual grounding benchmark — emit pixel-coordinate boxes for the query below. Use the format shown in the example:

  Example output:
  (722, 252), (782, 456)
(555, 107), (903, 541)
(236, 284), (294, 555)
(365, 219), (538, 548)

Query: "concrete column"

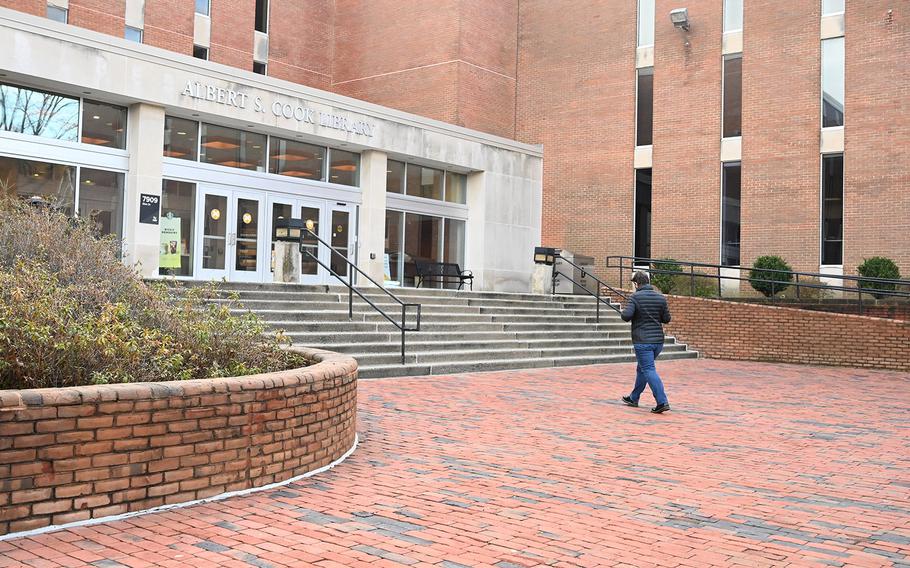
(465, 171), (487, 290)
(124, 103), (165, 278)
(357, 150), (388, 284)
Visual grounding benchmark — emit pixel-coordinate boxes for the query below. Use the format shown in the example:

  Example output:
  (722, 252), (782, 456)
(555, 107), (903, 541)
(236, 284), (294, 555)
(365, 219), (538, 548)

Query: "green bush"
(857, 257), (901, 298)
(0, 198), (303, 390)
(749, 255), (793, 297)
(667, 272), (719, 298)
(649, 259), (683, 294)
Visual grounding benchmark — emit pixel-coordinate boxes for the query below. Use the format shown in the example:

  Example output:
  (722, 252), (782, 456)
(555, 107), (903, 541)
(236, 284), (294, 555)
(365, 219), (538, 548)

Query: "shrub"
(749, 255), (793, 297)
(668, 272), (719, 298)
(0, 198), (303, 390)
(778, 277), (832, 301)
(857, 257), (901, 298)
(649, 259), (683, 294)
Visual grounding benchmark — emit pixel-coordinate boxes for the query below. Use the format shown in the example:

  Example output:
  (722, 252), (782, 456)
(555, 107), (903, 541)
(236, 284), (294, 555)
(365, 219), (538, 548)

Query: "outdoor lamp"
(533, 247), (556, 266)
(305, 218), (315, 232)
(670, 8), (690, 31)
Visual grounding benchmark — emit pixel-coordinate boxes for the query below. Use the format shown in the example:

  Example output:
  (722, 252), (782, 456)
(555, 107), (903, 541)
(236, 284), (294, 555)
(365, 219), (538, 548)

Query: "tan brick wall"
(515, 0), (636, 282)
(144, 0), (194, 55)
(0, 348), (357, 537)
(844, 2), (910, 278)
(665, 296), (910, 372)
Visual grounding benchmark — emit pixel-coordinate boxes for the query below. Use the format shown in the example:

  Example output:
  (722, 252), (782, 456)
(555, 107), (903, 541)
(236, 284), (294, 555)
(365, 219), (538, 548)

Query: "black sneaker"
(651, 403), (671, 414)
(622, 396), (638, 407)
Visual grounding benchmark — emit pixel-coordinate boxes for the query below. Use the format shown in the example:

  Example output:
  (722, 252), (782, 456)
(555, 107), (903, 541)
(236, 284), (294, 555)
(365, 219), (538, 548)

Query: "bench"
(414, 260), (474, 290)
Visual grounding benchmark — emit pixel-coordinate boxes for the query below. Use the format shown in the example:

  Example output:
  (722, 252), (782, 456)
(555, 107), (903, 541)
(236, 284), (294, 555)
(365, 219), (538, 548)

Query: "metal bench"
(414, 261), (474, 290)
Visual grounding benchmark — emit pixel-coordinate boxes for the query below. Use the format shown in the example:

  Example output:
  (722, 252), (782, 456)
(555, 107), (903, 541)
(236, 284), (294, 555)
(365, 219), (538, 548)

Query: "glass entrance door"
(268, 196), (323, 285)
(197, 187), (264, 282)
(329, 207), (353, 282)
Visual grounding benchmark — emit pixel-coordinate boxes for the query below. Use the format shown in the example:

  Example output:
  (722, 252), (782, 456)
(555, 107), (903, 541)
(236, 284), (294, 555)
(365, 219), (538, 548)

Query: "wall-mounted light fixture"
(670, 8), (690, 31)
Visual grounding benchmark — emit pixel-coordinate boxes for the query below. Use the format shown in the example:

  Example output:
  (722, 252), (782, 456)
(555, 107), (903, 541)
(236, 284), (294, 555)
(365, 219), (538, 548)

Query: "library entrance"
(187, 184), (354, 284)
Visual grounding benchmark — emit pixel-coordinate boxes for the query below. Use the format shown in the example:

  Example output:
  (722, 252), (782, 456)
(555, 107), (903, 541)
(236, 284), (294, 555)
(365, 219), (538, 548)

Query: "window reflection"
(723, 55), (742, 138)
(78, 168), (124, 240)
(328, 149), (359, 186)
(200, 123), (266, 172)
(0, 83), (79, 141)
(163, 116), (199, 161)
(82, 100), (127, 149)
(269, 137), (325, 179)
(821, 38), (845, 128)
(0, 156), (75, 215)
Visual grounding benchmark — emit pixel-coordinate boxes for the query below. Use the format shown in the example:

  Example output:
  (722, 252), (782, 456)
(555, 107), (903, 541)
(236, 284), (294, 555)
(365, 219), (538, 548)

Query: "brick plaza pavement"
(1, 359), (908, 567)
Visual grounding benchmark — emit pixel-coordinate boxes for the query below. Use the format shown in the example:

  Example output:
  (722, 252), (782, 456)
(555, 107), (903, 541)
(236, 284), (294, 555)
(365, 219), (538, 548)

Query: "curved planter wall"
(0, 348), (357, 536)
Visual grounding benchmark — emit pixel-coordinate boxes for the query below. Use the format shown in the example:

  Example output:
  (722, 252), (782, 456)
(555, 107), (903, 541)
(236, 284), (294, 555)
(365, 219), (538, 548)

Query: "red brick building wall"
(0, 349), (357, 537)
(209, 0), (254, 70)
(651, 0), (723, 265)
(515, 0), (636, 279)
(143, 0), (194, 56)
(844, 2), (910, 277)
(0, 0), (43, 16)
(740, 1), (821, 272)
(68, 0), (125, 37)
(268, 0), (333, 90)
(666, 295), (910, 372)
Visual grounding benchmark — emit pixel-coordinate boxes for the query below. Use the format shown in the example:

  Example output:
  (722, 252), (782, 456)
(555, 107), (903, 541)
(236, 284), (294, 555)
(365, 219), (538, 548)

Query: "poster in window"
(159, 215), (182, 269)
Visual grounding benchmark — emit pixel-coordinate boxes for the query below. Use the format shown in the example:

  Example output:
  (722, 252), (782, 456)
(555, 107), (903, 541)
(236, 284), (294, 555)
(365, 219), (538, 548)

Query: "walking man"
(620, 271), (672, 413)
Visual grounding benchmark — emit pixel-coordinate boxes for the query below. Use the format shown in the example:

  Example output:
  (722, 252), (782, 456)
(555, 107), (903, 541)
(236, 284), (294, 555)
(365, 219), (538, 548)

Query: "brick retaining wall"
(665, 296), (910, 372)
(0, 348), (357, 536)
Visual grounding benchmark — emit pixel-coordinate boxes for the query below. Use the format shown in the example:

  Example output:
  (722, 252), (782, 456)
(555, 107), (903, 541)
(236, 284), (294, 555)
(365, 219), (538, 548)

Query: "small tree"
(857, 257), (901, 298)
(749, 255), (793, 298)
(650, 259), (683, 294)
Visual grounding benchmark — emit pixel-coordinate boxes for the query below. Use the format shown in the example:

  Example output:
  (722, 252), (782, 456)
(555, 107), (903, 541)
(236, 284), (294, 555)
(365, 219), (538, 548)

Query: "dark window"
(82, 100), (127, 149)
(199, 123), (266, 172)
(163, 116), (199, 161)
(634, 168), (652, 261)
(821, 154), (844, 265)
(253, 61), (266, 75)
(386, 160), (405, 193)
(193, 45), (209, 60)
(269, 137), (325, 180)
(255, 0), (268, 33)
(78, 168), (124, 241)
(723, 55), (742, 138)
(722, 162), (741, 266)
(636, 68), (653, 146)
(406, 164), (443, 200)
(0, 156), (75, 215)
(327, 149), (360, 186)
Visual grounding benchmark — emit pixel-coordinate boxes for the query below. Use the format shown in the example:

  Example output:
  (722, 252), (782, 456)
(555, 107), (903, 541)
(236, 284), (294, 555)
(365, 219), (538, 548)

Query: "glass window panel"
(193, 45), (209, 60)
(81, 100), (127, 149)
(0, 83), (79, 142)
(821, 37), (845, 128)
(445, 171), (467, 204)
(195, 0), (209, 15)
(202, 194), (227, 270)
(163, 116), (198, 161)
(406, 164), (443, 200)
(125, 26), (143, 43)
(822, 0), (845, 15)
(255, 0), (268, 33)
(330, 210), (350, 278)
(724, 0), (743, 32)
(328, 149), (360, 186)
(637, 0), (654, 47)
(723, 55), (742, 138)
(235, 198), (259, 272)
(78, 168), (124, 241)
(200, 123), (266, 172)
(47, 5), (67, 23)
(269, 202), (292, 274)
(269, 138), (325, 180)
(636, 68), (653, 146)
(444, 218), (466, 268)
(300, 206), (319, 275)
(253, 62), (266, 75)
(404, 213), (442, 287)
(822, 154), (844, 265)
(386, 160), (405, 194)
(159, 180), (195, 276)
(0, 156), (75, 215)
(634, 169), (652, 261)
(384, 210), (403, 284)
(722, 163), (741, 266)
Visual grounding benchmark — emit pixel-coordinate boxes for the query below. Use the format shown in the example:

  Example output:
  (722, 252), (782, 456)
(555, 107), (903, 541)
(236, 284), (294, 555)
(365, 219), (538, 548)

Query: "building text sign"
(180, 81), (376, 137)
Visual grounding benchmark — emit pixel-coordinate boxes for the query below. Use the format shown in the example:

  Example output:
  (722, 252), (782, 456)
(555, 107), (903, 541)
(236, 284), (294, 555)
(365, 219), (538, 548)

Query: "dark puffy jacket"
(620, 284), (671, 344)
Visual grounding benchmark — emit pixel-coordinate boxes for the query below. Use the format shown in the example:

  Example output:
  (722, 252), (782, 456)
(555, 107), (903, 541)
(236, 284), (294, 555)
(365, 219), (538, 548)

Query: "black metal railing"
(606, 256), (910, 315)
(301, 229), (421, 364)
(551, 252), (628, 322)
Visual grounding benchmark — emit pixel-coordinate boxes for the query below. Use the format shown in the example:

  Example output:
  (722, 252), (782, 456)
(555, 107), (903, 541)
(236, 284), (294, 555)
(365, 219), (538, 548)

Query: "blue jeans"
(629, 343), (668, 406)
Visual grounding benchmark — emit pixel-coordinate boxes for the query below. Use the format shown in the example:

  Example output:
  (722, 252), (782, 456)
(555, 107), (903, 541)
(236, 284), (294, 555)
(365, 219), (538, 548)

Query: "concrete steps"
(192, 282), (697, 378)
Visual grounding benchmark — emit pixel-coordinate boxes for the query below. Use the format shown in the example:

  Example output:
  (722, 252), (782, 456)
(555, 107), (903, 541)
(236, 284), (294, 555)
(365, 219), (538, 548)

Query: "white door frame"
(195, 185), (266, 283)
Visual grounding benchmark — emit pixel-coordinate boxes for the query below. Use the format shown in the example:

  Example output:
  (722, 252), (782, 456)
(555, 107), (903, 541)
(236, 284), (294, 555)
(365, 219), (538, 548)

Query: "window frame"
(821, 37), (845, 129)
(723, 0), (743, 33)
(46, 5), (68, 23)
(637, 0), (655, 48)
(195, 0), (210, 16)
(124, 26), (143, 44)
(820, 153), (844, 266)
(255, 0), (269, 34)
(635, 67), (654, 147)
(721, 161), (742, 267)
(722, 54), (743, 139)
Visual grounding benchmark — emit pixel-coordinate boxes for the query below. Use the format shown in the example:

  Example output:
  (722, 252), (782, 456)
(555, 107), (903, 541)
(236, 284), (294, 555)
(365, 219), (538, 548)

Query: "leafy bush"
(749, 255), (793, 298)
(0, 198), (303, 390)
(857, 257), (901, 298)
(667, 272), (719, 298)
(649, 259), (683, 294)
(777, 277), (832, 301)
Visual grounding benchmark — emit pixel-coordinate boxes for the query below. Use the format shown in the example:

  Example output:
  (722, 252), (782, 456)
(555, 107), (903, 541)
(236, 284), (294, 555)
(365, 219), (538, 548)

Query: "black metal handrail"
(300, 229), (421, 364)
(551, 252), (628, 322)
(606, 255), (910, 315)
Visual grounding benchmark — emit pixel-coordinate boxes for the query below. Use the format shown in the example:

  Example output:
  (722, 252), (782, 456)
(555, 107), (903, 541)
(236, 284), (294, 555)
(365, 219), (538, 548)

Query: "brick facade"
(0, 0), (907, 279)
(0, 348), (357, 537)
(665, 295), (910, 372)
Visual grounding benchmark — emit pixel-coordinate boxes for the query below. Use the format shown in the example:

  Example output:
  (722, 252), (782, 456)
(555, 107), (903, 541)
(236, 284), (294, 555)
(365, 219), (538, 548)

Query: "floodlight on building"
(669, 8), (690, 31)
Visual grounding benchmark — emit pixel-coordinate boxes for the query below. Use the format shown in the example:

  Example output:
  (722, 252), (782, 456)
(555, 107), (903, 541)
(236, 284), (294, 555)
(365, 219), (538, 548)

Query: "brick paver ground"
(1, 359), (909, 568)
